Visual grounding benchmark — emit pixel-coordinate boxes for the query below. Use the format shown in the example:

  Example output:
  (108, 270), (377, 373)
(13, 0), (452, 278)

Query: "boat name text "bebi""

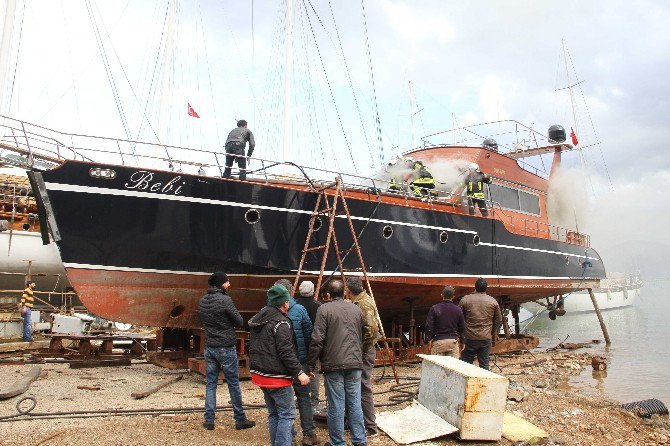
(124, 171), (185, 195)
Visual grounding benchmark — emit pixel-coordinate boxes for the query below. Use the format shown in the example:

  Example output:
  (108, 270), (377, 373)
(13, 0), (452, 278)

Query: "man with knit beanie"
(249, 285), (311, 446)
(198, 272), (255, 431)
(295, 280), (322, 411)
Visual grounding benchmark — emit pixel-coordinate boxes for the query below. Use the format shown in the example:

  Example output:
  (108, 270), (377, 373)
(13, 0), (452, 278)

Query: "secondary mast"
(282, 0), (294, 170)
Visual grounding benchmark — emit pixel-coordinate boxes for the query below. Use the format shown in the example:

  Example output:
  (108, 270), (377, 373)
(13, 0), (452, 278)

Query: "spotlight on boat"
(482, 138), (499, 152)
(548, 124), (566, 143)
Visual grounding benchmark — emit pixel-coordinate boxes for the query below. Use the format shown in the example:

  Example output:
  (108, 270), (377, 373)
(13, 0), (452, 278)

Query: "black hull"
(31, 161), (605, 326)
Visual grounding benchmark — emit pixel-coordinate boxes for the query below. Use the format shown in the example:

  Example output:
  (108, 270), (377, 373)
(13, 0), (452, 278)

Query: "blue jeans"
(324, 369), (366, 446)
(204, 346), (247, 424)
(262, 386), (295, 446)
(460, 339), (492, 370)
(22, 307), (32, 342)
(294, 374), (315, 436)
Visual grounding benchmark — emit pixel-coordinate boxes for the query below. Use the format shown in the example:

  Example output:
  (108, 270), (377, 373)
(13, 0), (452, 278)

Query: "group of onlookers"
(198, 272), (501, 446)
(199, 272), (381, 446)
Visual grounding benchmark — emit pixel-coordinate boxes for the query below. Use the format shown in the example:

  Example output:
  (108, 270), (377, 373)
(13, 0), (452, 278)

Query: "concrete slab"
(376, 401), (458, 444)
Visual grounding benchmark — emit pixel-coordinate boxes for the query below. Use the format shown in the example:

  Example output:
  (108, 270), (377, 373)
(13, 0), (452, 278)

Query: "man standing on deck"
(223, 119), (255, 181)
(464, 163), (492, 216)
(424, 286), (465, 358)
(198, 272), (256, 431)
(346, 277), (381, 438)
(459, 278), (502, 371)
(18, 280), (36, 342)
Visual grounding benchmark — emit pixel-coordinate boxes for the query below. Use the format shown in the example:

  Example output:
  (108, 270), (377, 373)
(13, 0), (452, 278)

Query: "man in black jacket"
(249, 285), (311, 446)
(198, 272), (255, 431)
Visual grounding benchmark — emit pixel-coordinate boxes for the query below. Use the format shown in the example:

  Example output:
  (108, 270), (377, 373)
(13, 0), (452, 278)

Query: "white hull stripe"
(478, 242), (599, 261)
(63, 262), (592, 281)
(48, 182), (598, 262)
(46, 182), (476, 234)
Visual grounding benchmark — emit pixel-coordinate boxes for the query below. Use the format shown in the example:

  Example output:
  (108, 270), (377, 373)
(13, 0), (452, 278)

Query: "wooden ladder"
(292, 176), (398, 383)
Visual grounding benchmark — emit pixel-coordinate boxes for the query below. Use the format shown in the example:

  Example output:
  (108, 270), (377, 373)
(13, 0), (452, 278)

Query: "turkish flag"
(570, 127), (578, 146)
(187, 103), (200, 118)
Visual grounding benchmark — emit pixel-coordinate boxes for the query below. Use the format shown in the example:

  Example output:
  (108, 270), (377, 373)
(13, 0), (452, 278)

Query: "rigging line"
(564, 43), (597, 195)
(196, 1), (221, 148)
(296, 0), (373, 167)
(60, 0), (82, 131)
(6, 0), (25, 115)
(568, 56), (612, 190)
(295, 4), (326, 167)
(93, 0), (161, 146)
(360, 0), (384, 169)
(300, 0), (357, 173)
(30, 1), (133, 120)
(134, 0), (173, 162)
(84, 0), (135, 158)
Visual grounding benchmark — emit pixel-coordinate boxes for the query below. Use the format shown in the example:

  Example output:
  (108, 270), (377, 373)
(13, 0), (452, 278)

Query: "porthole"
(169, 305), (185, 318)
(245, 209), (260, 224)
(472, 234), (480, 246)
(382, 225), (393, 239)
(439, 231), (449, 244)
(22, 223), (30, 231)
(312, 216), (322, 232)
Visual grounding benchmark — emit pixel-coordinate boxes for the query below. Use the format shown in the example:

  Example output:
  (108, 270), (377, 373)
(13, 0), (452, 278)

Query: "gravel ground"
(0, 350), (668, 445)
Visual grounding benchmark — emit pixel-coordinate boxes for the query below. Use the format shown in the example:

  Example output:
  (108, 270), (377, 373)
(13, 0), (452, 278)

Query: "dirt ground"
(0, 349), (668, 446)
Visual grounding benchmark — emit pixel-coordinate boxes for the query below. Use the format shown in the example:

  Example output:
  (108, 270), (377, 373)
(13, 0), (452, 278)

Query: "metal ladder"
(292, 176), (398, 383)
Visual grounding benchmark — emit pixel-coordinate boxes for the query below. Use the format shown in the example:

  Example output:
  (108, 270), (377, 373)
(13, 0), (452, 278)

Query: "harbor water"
(525, 283), (669, 407)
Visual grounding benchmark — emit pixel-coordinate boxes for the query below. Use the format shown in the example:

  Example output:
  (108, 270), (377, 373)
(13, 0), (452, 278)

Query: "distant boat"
(524, 272), (641, 316)
(0, 171), (72, 301)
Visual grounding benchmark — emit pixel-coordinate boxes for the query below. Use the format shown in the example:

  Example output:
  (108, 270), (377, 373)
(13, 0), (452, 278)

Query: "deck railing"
(0, 115), (591, 247)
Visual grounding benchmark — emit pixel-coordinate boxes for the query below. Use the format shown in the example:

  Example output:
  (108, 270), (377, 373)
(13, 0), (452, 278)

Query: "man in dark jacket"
(274, 279), (318, 446)
(296, 280), (322, 410)
(249, 285), (311, 446)
(198, 272), (255, 431)
(307, 280), (367, 446)
(425, 286), (466, 358)
(223, 119), (255, 180)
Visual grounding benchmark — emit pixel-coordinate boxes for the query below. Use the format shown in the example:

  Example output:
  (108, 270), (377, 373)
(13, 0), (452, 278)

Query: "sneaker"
(301, 433), (320, 445)
(235, 419), (256, 430)
(366, 427), (379, 437)
(202, 422), (214, 430)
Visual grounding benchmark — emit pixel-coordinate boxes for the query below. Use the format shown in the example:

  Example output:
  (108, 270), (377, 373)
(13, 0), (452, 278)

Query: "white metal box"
(417, 354), (508, 441)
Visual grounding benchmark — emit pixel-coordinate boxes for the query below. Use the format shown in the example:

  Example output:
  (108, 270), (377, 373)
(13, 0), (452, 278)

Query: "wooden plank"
(69, 358), (131, 369)
(0, 365), (41, 399)
(0, 340), (48, 353)
(131, 374), (183, 399)
(502, 411), (548, 442)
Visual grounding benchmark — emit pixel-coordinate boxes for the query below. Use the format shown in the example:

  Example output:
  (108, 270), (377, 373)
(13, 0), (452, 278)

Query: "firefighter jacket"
(466, 171), (492, 199)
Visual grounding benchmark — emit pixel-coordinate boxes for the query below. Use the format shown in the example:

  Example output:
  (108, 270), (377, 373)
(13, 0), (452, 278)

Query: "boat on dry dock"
(0, 117), (605, 329)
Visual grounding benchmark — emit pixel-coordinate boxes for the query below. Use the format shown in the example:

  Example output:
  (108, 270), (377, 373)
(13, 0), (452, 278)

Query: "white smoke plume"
(375, 156), (472, 197)
(546, 167), (591, 232)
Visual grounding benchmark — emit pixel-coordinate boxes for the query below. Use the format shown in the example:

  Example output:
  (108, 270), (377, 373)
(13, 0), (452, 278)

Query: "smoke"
(546, 167), (591, 231)
(376, 157), (471, 196)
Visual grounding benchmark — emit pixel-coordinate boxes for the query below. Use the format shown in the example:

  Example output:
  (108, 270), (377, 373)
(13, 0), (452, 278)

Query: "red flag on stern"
(570, 127), (579, 146)
(187, 103), (200, 118)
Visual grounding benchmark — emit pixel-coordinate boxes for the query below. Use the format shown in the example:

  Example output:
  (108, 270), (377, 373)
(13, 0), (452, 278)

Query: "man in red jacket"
(249, 285), (311, 446)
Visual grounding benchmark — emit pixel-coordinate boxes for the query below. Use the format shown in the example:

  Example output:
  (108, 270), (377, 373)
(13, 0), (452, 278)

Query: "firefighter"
(465, 163), (492, 216)
(409, 160), (436, 197)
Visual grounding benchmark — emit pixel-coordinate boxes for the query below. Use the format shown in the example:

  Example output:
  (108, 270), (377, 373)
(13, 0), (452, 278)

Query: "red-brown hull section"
(69, 268), (599, 328)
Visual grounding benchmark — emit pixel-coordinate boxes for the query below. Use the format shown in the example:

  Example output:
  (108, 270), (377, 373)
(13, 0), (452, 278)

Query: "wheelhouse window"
(489, 183), (540, 216)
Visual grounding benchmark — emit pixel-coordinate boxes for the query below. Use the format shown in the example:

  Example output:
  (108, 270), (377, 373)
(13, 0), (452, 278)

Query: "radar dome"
(548, 125), (566, 143)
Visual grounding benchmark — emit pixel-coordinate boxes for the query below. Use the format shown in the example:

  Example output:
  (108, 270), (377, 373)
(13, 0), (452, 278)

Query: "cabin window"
(488, 183), (540, 216)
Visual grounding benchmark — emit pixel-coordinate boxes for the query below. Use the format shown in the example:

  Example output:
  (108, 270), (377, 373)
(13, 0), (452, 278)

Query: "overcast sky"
(1, 0), (668, 269)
